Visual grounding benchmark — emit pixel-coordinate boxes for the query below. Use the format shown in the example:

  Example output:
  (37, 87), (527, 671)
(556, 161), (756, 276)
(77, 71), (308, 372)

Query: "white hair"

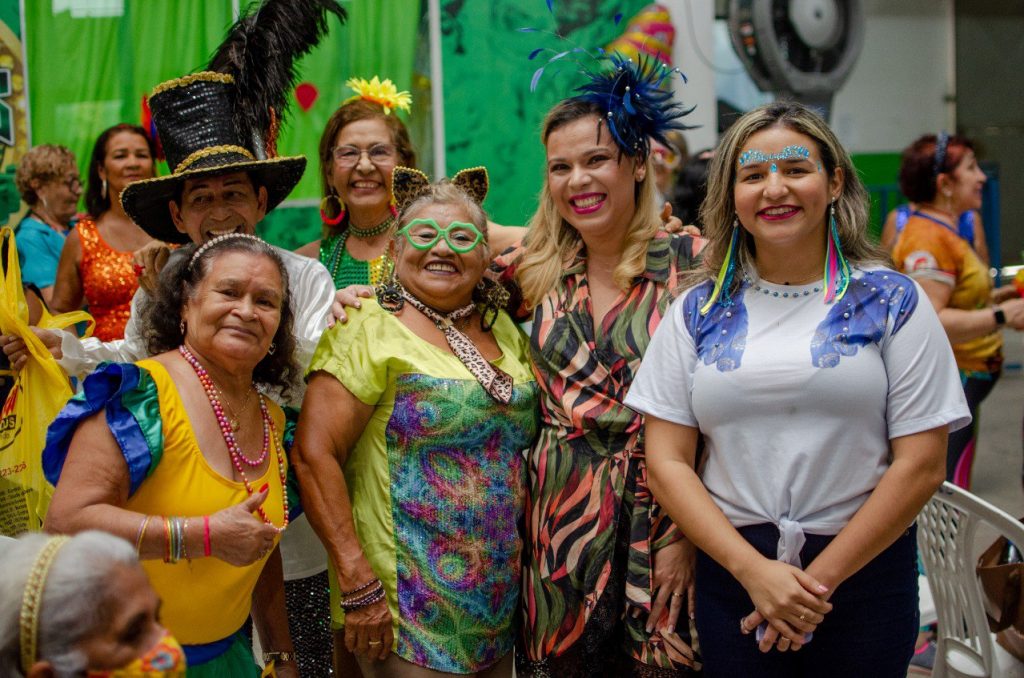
(0, 531), (139, 677)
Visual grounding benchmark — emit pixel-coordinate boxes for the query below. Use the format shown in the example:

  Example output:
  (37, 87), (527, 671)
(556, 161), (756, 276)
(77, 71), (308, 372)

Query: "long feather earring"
(700, 218), (741, 315)
(823, 198), (851, 303)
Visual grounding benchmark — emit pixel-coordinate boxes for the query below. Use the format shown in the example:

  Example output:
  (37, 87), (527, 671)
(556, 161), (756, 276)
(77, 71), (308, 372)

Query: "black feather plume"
(207, 0), (346, 158)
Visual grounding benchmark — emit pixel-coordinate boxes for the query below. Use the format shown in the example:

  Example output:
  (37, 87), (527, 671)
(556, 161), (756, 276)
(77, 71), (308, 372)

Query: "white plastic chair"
(917, 482), (1024, 678)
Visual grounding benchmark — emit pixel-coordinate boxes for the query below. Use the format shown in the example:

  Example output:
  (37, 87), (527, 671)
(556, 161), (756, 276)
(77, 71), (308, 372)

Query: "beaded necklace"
(321, 230), (392, 288)
(743, 274), (822, 299)
(348, 214), (396, 239)
(179, 345), (288, 532)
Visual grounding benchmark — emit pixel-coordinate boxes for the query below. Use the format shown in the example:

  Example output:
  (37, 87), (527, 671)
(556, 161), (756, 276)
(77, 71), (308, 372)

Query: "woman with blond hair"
(625, 101), (969, 676)
(489, 57), (702, 675)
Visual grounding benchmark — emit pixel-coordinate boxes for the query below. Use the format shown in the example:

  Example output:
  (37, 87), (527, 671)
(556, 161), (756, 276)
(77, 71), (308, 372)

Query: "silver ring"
(798, 612), (807, 621)
(671, 591), (684, 598)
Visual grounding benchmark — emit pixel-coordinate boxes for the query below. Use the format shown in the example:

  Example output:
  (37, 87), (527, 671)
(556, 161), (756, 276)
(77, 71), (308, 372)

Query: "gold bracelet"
(263, 651), (296, 664)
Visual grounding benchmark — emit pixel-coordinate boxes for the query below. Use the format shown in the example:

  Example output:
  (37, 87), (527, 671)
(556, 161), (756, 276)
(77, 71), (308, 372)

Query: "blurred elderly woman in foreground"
(0, 530), (185, 677)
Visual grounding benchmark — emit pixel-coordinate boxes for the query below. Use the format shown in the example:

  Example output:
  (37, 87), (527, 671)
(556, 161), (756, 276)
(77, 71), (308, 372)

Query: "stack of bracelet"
(162, 517), (191, 563)
(338, 578), (385, 612)
(136, 514), (214, 561)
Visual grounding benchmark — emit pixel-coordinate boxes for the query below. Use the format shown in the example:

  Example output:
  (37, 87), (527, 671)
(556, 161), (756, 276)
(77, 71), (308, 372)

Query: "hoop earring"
(700, 217), (741, 315)
(823, 199), (851, 303)
(320, 193), (346, 226)
(101, 179), (108, 201)
(376, 262), (405, 314)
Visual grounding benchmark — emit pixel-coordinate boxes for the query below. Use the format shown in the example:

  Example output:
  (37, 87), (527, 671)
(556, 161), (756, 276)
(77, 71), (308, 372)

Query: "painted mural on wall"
(439, 0), (651, 225)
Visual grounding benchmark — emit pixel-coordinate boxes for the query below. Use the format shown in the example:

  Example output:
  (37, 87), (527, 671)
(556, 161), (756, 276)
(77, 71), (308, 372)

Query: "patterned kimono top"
(307, 299), (539, 674)
(492, 232), (700, 669)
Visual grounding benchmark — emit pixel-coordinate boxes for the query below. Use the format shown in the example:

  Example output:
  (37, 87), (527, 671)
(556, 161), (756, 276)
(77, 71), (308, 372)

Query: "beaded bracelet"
(339, 586), (386, 613)
(339, 581), (385, 609)
(339, 578), (380, 597)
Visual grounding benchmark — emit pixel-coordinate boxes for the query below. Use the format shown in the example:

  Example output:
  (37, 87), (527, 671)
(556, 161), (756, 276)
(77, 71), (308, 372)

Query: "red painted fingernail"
(259, 483), (269, 493)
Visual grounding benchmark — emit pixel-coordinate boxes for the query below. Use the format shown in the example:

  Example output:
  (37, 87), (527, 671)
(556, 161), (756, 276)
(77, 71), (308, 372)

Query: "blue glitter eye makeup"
(738, 145), (812, 166)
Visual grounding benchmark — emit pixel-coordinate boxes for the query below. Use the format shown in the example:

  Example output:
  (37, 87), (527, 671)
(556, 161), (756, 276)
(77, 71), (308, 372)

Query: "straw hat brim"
(121, 155), (307, 244)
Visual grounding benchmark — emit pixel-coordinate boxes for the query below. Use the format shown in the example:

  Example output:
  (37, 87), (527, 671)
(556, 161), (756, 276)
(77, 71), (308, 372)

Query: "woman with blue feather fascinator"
(487, 10), (703, 675)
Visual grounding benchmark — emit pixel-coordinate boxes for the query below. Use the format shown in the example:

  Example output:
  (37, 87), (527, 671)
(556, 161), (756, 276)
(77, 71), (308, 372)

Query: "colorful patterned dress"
(307, 299), (539, 673)
(77, 217), (141, 341)
(492, 232), (701, 675)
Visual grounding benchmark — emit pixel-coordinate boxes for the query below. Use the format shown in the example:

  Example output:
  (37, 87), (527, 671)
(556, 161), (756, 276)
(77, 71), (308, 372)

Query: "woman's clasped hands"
(736, 558), (832, 653)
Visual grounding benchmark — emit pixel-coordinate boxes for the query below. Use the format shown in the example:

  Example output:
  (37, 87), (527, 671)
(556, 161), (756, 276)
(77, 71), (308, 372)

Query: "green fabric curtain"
(26, 0), (655, 246)
(25, 0), (420, 249)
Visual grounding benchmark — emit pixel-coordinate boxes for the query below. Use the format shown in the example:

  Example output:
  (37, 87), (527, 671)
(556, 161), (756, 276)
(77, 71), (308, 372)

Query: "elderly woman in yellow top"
(42, 234), (300, 677)
(293, 169), (538, 677)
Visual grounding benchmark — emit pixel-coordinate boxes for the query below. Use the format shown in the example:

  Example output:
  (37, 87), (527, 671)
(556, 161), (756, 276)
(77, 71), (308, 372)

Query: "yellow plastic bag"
(0, 227), (93, 535)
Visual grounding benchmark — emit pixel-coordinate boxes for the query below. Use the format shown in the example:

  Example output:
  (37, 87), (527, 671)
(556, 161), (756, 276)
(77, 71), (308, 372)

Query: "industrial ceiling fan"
(726, 0), (865, 120)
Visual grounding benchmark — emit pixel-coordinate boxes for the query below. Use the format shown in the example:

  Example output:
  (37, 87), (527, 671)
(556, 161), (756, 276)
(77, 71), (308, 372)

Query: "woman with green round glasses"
(398, 217), (484, 253)
(293, 168), (538, 678)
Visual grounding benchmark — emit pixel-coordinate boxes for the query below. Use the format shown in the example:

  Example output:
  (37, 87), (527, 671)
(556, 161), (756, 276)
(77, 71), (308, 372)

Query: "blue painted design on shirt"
(683, 280), (749, 372)
(810, 270), (919, 368)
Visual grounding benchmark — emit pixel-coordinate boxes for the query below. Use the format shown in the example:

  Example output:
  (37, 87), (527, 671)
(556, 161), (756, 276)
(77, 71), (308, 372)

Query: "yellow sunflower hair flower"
(344, 76), (412, 115)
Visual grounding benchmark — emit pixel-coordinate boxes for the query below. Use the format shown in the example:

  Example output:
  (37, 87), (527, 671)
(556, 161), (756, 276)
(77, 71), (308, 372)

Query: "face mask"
(86, 630), (186, 677)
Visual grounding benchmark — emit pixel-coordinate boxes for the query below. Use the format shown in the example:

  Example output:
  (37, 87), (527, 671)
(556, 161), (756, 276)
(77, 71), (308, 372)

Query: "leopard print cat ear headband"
(390, 165), (489, 214)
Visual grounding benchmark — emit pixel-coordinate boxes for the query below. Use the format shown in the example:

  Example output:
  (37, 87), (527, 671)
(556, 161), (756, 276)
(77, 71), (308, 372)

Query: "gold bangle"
(135, 515), (153, 555)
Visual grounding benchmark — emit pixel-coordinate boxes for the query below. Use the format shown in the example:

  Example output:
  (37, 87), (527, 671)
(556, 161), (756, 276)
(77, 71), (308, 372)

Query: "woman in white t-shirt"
(625, 101), (970, 677)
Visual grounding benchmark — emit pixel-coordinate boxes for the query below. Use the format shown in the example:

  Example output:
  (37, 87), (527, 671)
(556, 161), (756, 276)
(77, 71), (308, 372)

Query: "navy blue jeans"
(694, 524), (919, 678)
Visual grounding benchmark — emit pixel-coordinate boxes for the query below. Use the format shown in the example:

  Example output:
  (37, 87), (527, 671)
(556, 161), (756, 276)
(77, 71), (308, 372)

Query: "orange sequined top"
(78, 217), (139, 341)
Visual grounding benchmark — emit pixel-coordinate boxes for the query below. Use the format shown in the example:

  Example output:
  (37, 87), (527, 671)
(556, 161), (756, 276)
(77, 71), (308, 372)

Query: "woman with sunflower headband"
(299, 77), (548, 300)
(296, 77), (418, 289)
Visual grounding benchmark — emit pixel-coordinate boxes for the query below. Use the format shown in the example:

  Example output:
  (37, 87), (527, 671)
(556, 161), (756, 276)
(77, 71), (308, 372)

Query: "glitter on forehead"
(738, 145), (812, 166)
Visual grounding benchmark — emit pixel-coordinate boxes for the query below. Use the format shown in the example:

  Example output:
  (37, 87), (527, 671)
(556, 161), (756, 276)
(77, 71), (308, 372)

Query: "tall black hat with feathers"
(122, 0), (346, 244)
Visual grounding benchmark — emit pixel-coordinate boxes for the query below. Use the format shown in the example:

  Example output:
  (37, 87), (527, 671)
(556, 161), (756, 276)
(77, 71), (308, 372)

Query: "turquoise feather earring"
(700, 217), (741, 315)
(823, 198), (850, 303)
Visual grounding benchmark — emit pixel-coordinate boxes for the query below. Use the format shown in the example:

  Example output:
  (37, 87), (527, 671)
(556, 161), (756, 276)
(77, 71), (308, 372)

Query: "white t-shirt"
(625, 266), (970, 564)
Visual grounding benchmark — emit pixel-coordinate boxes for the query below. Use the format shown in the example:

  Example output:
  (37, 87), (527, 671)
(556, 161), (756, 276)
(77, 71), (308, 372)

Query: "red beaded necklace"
(179, 345), (289, 531)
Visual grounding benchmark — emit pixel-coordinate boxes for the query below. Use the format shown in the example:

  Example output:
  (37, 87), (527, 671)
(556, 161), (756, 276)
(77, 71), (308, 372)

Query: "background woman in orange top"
(50, 124), (158, 340)
(892, 133), (1024, 487)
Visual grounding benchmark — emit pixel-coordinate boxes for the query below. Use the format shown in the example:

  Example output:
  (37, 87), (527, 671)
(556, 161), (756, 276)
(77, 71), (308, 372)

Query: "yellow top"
(126, 359), (286, 645)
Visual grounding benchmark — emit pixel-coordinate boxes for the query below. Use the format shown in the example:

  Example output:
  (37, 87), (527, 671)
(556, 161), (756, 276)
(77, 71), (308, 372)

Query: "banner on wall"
(0, 1), (29, 170)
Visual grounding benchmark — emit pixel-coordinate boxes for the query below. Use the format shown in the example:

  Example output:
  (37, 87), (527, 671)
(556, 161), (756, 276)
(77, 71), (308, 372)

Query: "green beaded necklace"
(320, 227), (393, 289)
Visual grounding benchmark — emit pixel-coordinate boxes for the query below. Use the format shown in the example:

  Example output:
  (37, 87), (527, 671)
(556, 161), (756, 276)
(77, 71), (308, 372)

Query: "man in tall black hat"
(3, 71), (335, 398)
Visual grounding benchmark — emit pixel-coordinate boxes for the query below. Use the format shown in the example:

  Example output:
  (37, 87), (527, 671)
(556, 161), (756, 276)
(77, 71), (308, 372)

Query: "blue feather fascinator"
(523, 7), (695, 160)
(573, 52), (695, 160)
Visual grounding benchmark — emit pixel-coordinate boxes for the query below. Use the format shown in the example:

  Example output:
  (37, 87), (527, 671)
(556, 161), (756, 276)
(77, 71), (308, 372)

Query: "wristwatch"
(994, 307), (1007, 327)
(263, 651), (296, 664)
